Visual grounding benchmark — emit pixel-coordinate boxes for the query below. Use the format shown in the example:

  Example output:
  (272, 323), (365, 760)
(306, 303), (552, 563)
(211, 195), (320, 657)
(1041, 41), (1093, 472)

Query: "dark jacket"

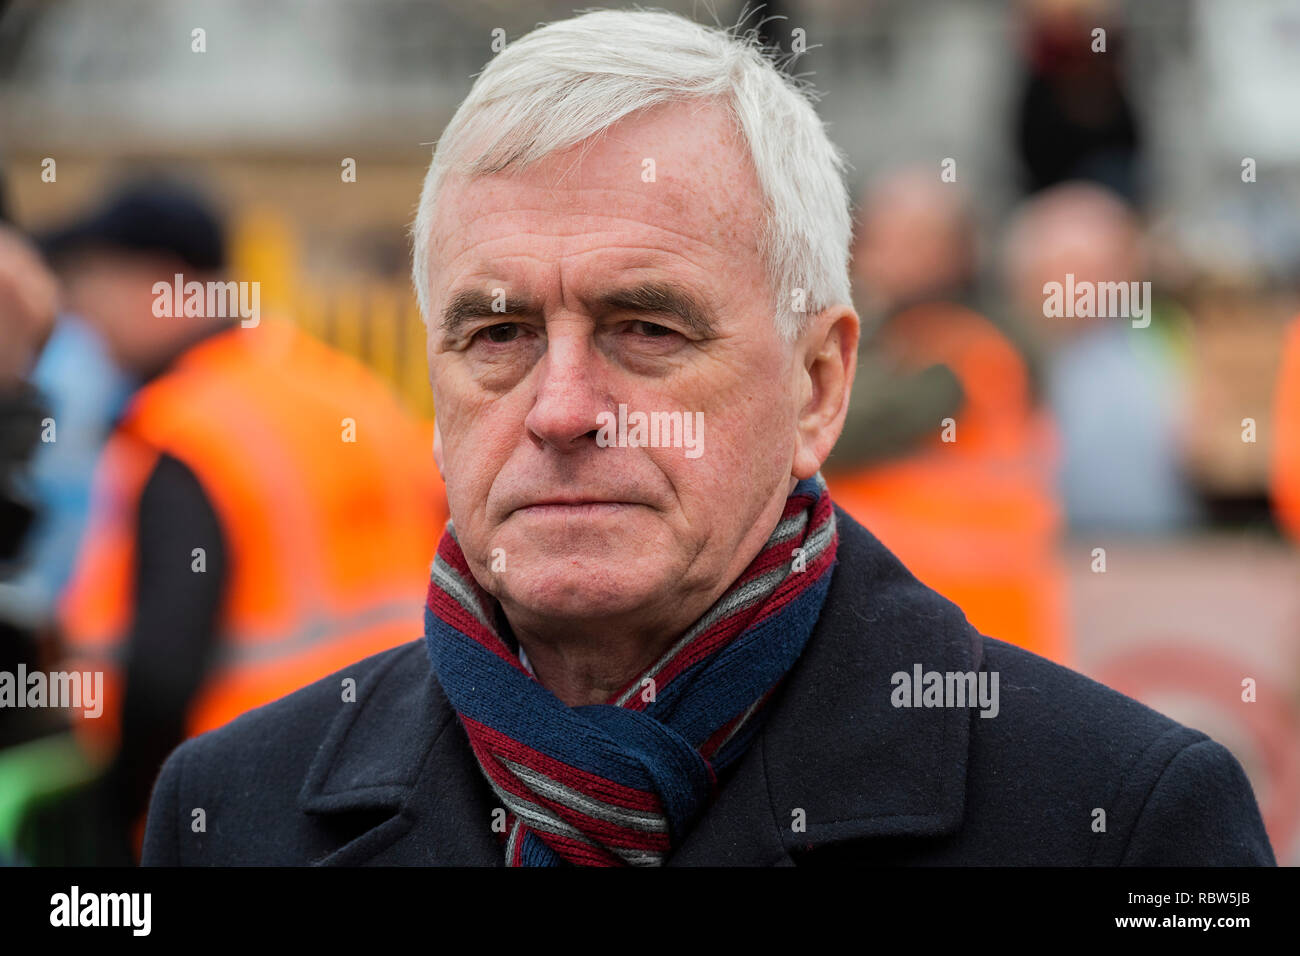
(141, 507), (1276, 866)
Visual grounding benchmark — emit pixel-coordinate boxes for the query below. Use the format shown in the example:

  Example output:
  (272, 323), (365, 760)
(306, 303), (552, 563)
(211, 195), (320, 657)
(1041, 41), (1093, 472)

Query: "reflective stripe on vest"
(62, 597), (421, 669)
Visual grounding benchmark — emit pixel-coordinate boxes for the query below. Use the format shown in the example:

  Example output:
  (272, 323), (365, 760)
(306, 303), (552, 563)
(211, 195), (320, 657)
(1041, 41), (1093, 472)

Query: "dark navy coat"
(142, 507), (1276, 865)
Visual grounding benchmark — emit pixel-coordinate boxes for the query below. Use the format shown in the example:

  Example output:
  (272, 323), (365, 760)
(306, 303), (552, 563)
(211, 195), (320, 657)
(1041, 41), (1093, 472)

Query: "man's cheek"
(445, 427), (511, 500)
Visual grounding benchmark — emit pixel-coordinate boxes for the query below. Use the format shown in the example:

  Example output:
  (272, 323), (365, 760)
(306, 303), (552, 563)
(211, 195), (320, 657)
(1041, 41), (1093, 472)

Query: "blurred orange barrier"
(828, 302), (1068, 663)
(230, 208), (434, 419)
(1271, 315), (1300, 542)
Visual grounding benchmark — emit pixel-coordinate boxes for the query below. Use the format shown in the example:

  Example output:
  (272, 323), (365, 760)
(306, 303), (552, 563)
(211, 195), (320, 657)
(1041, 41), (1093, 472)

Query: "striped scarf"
(424, 474), (838, 866)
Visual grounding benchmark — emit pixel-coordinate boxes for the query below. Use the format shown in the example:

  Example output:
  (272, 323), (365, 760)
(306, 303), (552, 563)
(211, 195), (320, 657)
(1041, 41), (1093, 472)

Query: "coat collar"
(298, 506), (979, 865)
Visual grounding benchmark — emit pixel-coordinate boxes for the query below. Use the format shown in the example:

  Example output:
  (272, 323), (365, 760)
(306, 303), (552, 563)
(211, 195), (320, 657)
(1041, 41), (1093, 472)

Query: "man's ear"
(792, 304), (859, 480)
(432, 418), (445, 476)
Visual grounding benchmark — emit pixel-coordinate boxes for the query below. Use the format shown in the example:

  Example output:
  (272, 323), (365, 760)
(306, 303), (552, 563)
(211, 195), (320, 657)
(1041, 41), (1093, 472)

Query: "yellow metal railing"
(231, 207), (434, 419)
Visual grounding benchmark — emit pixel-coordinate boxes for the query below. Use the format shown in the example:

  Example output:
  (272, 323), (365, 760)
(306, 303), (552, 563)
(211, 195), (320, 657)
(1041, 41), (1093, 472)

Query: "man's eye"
(478, 323), (521, 344)
(631, 320), (676, 338)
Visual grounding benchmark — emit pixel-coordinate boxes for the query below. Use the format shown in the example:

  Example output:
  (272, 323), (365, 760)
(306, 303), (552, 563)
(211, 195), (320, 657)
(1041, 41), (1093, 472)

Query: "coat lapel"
(297, 506), (978, 866)
(297, 643), (503, 865)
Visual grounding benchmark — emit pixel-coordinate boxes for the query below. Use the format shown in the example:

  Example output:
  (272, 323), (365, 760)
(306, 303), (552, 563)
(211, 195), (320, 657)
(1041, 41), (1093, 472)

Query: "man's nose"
(523, 334), (609, 451)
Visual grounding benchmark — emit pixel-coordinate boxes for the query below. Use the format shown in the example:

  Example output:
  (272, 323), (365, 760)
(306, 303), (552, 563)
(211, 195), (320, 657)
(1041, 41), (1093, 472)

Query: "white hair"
(411, 7), (853, 341)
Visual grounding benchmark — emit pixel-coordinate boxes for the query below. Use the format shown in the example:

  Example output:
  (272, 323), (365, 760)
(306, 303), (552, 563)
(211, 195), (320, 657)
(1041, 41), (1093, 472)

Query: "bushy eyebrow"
(439, 282), (717, 338)
(595, 282), (717, 337)
(440, 289), (537, 336)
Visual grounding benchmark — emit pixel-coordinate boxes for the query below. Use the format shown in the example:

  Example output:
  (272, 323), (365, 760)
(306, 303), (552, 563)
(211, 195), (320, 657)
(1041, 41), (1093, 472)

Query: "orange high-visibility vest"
(58, 320), (446, 752)
(1271, 315), (1300, 543)
(827, 302), (1068, 663)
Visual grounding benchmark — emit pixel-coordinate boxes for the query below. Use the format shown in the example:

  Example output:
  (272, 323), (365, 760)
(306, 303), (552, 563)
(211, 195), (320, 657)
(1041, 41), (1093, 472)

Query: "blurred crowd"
(1, 0), (1298, 864)
(0, 179), (448, 864)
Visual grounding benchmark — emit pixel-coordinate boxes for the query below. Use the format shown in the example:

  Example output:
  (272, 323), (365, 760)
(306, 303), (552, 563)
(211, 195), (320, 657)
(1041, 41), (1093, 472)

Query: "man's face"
(60, 249), (200, 374)
(424, 102), (820, 635)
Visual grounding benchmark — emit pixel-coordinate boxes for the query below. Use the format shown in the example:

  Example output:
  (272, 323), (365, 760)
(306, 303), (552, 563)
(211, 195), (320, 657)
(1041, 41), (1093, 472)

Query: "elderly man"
(142, 10), (1273, 866)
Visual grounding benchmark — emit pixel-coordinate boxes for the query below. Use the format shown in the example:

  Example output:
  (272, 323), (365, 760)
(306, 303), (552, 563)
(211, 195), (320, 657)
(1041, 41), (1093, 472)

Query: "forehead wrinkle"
(434, 227), (741, 323)
(431, 160), (767, 327)
(432, 161), (757, 251)
(438, 238), (725, 315)
(437, 206), (728, 265)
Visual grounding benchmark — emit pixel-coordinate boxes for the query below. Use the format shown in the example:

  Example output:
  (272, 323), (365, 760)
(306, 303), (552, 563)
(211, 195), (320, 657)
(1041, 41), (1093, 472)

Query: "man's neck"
(512, 622), (682, 707)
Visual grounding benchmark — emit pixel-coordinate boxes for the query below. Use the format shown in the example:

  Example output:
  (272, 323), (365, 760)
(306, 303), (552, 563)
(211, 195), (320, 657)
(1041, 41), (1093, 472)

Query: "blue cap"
(38, 179), (227, 272)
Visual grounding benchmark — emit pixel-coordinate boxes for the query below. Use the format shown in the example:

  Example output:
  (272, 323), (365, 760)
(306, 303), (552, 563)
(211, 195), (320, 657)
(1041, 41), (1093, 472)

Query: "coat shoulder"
(142, 639), (430, 865)
(808, 508), (1274, 864)
(959, 636), (1275, 865)
(977, 634), (1189, 745)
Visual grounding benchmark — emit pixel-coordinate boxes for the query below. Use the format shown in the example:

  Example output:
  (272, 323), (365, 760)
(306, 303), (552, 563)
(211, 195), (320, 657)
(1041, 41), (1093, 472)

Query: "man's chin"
(474, 509), (682, 615)
(495, 569), (668, 623)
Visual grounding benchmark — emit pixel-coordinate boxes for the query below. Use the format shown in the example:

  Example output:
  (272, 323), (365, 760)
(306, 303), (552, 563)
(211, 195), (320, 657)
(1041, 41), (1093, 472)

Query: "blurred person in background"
(1002, 181), (1200, 534)
(1013, 0), (1142, 204)
(0, 201), (132, 750)
(825, 166), (1066, 663)
(0, 189), (55, 561)
(21, 180), (445, 863)
(0, 193), (62, 751)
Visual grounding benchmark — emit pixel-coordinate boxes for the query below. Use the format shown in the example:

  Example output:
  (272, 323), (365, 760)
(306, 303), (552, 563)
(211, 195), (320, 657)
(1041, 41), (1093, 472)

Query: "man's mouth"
(512, 499), (640, 518)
